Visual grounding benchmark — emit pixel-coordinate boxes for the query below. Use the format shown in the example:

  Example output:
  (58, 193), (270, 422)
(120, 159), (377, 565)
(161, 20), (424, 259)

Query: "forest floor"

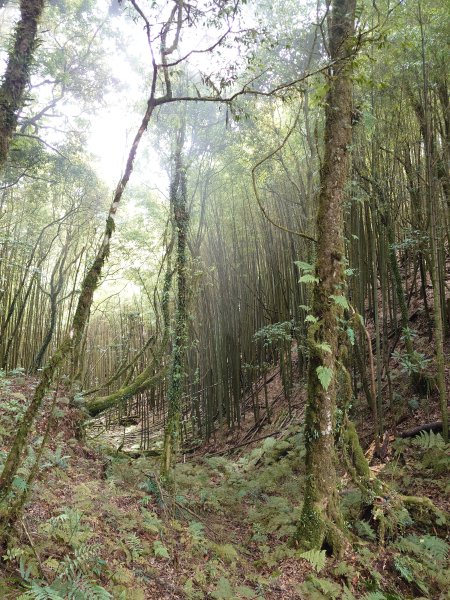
(0, 366), (449, 598)
(0, 290), (449, 599)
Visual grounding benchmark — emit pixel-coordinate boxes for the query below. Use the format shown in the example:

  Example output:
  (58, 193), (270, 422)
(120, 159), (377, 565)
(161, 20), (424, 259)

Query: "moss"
(161, 137), (189, 479)
(295, 491), (347, 556)
(295, 503), (326, 551)
(344, 421), (371, 480)
(0, 0), (45, 168)
(87, 366), (168, 417)
(105, 215), (115, 236)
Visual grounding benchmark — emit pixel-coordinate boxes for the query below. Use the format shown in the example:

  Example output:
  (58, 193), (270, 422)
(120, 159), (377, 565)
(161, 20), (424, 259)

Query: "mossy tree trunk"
(0, 0), (45, 170)
(161, 125), (188, 479)
(294, 0), (356, 554)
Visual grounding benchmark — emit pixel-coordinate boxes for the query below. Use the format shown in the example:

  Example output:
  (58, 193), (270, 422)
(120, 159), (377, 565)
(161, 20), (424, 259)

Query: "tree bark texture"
(0, 0), (45, 169)
(161, 126), (188, 478)
(295, 0), (356, 553)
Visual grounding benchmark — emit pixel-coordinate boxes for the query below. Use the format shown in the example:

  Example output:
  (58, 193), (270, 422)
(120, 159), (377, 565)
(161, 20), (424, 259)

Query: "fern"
(24, 577), (112, 600)
(188, 520), (205, 543)
(123, 532), (144, 561)
(60, 542), (104, 580)
(212, 543), (239, 564)
(41, 446), (70, 470)
(296, 575), (340, 599)
(341, 585), (356, 600)
(311, 576), (341, 597)
(412, 430), (446, 450)
(396, 534), (448, 563)
(141, 510), (163, 534)
(139, 475), (163, 505)
(355, 520), (376, 541)
(298, 549), (327, 572)
(20, 582), (64, 599)
(66, 577), (111, 599)
(393, 556), (413, 582)
(211, 577), (235, 600)
(153, 540), (170, 558)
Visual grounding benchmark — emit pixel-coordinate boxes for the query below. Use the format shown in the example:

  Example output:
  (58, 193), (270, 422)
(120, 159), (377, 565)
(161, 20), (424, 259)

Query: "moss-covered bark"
(161, 127), (188, 479)
(294, 0), (356, 554)
(0, 0), (45, 170)
(86, 364), (168, 417)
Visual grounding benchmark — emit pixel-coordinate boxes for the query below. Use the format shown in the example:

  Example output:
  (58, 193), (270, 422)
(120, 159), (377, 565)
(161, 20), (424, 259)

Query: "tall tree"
(295, 0), (357, 553)
(161, 122), (188, 479)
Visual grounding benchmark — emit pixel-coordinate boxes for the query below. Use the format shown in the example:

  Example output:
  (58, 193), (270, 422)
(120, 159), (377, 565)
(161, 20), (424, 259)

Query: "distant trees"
(0, 0), (262, 542)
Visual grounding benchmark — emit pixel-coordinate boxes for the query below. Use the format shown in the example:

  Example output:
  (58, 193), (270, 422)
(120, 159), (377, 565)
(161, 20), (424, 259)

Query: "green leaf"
(316, 342), (331, 354)
(12, 476), (28, 492)
(300, 274), (319, 284)
(355, 520), (376, 540)
(153, 540), (170, 559)
(413, 430), (445, 449)
(341, 585), (357, 600)
(235, 585), (257, 598)
(299, 304), (312, 312)
(295, 261), (314, 273)
(305, 314), (318, 323)
(298, 549), (327, 572)
(347, 327), (355, 345)
(393, 556), (413, 582)
(211, 577), (235, 599)
(316, 366), (333, 391)
(329, 295), (349, 310)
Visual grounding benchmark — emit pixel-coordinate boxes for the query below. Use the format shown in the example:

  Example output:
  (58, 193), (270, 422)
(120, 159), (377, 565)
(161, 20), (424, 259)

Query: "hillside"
(0, 328), (448, 599)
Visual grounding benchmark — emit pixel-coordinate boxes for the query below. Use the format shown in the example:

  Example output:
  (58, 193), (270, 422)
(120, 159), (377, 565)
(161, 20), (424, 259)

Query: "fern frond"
(22, 582), (64, 600)
(413, 430), (446, 450)
(396, 534), (448, 563)
(298, 549), (326, 572)
(355, 520), (376, 540)
(361, 592), (386, 600)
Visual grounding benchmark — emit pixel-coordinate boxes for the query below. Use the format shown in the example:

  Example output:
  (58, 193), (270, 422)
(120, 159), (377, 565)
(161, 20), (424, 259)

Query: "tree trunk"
(161, 125), (188, 479)
(0, 0), (45, 169)
(294, 0), (356, 553)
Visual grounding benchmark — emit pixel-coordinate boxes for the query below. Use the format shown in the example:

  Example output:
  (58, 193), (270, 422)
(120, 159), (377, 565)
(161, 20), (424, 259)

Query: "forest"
(0, 0), (448, 598)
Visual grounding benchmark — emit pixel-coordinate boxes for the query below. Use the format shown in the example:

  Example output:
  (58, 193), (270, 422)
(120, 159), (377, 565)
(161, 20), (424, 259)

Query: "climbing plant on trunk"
(161, 123), (189, 479)
(294, 0), (357, 554)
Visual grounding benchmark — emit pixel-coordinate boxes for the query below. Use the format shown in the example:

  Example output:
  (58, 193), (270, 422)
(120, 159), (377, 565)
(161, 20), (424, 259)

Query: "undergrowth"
(0, 372), (449, 599)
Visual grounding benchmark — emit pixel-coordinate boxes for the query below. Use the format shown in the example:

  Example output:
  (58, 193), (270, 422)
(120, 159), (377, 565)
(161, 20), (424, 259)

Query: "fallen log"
(120, 449), (162, 458)
(399, 421), (443, 438)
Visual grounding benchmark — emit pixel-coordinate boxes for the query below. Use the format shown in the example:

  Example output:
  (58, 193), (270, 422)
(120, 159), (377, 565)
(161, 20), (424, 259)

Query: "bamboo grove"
(0, 0), (448, 556)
